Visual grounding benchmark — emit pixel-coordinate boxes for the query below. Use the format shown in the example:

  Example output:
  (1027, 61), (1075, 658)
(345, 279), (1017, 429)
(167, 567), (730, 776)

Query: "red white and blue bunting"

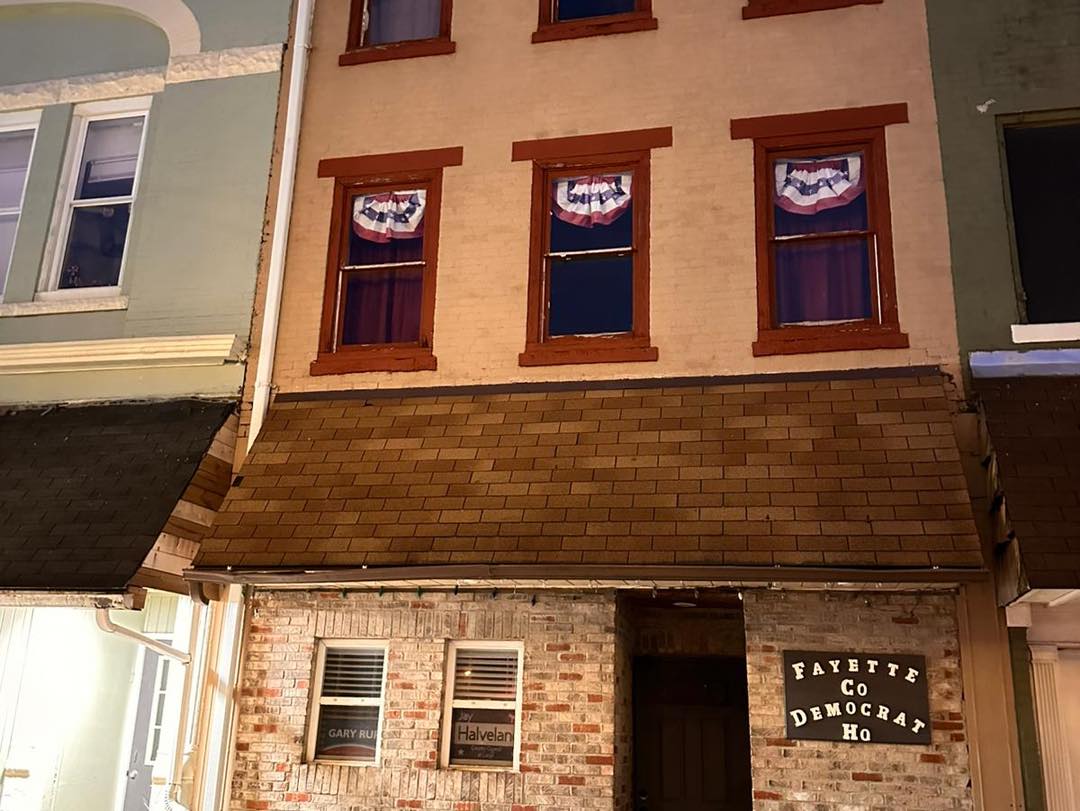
(352, 189), (426, 242)
(774, 155), (864, 215)
(552, 174), (632, 228)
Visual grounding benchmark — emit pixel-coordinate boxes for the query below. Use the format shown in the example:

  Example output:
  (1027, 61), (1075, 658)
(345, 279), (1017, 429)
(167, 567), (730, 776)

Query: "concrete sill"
(0, 295), (129, 318)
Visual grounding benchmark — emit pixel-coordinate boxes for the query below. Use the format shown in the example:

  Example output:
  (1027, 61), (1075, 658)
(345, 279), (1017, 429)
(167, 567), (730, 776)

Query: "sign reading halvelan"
(783, 651), (932, 745)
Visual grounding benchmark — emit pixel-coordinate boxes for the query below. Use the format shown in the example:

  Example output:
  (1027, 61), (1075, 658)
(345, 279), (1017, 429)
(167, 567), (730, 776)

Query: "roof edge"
(185, 562), (986, 588)
(274, 365), (946, 403)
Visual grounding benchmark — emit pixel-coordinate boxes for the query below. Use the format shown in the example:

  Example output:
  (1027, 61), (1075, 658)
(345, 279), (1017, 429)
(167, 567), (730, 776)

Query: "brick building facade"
(189, 1), (1022, 808)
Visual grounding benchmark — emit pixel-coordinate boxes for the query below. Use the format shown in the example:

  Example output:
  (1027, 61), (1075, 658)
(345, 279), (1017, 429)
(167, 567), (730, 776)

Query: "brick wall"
(270, 0), (961, 394)
(743, 590), (973, 810)
(233, 589), (618, 811)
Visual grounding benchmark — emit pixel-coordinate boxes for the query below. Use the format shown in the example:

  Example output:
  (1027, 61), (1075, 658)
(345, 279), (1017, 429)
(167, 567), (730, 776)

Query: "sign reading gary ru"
(783, 651), (932, 745)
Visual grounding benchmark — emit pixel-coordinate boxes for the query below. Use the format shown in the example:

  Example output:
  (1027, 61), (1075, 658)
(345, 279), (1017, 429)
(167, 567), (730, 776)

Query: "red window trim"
(742, 0), (883, 20)
(513, 128), (671, 367)
(730, 107), (909, 357)
(340, 0), (455, 66)
(311, 147), (463, 376)
(533, 0), (657, 44)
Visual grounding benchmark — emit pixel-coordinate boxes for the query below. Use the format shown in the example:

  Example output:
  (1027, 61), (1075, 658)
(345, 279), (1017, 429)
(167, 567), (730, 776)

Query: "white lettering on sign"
(790, 709), (808, 728)
(791, 662), (806, 680)
(327, 727), (376, 740)
(906, 668), (919, 684)
(842, 723), (871, 742)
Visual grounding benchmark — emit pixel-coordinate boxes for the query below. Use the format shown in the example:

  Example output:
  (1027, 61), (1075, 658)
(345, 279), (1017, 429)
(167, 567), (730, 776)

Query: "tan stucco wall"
(274, 0), (960, 394)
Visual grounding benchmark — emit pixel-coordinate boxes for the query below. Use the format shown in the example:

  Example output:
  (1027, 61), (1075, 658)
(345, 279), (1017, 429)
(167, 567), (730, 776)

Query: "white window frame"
(38, 95), (151, 300)
(440, 641), (525, 772)
(0, 109), (42, 302)
(306, 639), (389, 767)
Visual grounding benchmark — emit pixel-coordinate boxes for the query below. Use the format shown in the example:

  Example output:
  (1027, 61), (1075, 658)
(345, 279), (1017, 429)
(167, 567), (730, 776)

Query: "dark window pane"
(315, 705), (379, 762)
(1004, 122), (1080, 324)
(341, 267), (423, 345)
(75, 117), (143, 200)
(349, 230), (424, 267)
(549, 255), (633, 337)
(449, 708), (515, 767)
(557, 0), (637, 21)
(367, 0), (441, 44)
(58, 203), (131, 289)
(774, 236), (872, 325)
(773, 154), (867, 237)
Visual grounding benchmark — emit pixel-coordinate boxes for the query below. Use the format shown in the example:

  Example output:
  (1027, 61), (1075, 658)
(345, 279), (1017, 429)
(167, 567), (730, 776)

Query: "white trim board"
(1011, 322), (1080, 344)
(0, 333), (241, 374)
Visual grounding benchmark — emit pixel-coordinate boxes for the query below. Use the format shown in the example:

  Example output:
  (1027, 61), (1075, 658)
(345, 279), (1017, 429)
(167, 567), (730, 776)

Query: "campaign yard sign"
(783, 651), (932, 745)
(450, 708), (516, 766)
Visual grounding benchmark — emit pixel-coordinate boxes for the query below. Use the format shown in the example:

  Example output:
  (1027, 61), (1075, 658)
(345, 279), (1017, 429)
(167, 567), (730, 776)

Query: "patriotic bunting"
(352, 189), (426, 243)
(774, 155), (864, 215)
(552, 174), (632, 228)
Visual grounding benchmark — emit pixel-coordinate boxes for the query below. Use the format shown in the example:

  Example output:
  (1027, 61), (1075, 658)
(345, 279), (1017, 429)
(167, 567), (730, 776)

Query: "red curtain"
(341, 268), (423, 345)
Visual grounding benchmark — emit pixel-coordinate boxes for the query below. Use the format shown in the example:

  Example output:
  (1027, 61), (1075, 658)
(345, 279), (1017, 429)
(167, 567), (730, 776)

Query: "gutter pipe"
(247, 0), (317, 452)
(95, 608), (191, 664)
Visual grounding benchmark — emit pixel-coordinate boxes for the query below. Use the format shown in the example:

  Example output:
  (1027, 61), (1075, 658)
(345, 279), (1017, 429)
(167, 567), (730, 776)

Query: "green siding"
(926, 0), (1080, 354)
(0, 5), (168, 84)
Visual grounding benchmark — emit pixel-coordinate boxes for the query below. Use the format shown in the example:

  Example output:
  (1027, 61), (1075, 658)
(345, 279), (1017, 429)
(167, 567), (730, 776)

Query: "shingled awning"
(977, 377), (1080, 594)
(0, 399), (234, 592)
(193, 372), (983, 578)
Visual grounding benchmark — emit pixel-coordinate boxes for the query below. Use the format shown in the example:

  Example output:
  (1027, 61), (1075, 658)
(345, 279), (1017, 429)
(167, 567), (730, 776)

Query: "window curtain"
(365, 0), (442, 45)
(341, 268), (423, 345)
(773, 155), (871, 324)
(352, 190), (426, 243)
(551, 174), (632, 228)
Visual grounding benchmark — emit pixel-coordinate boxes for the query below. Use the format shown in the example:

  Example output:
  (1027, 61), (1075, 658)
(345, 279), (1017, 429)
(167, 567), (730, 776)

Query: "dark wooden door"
(633, 657), (752, 811)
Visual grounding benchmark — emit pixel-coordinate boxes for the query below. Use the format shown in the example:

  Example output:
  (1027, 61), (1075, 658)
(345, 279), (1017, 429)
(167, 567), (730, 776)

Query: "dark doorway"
(633, 656), (752, 811)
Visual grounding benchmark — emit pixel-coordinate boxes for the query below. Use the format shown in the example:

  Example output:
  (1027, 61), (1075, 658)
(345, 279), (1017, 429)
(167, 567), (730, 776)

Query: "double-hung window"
(342, 0), (455, 65)
(45, 97), (149, 295)
(313, 147), (461, 375)
(514, 128), (670, 366)
(307, 642), (388, 765)
(441, 643), (524, 770)
(1003, 119), (1080, 330)
(0, 111), (39, 299)
(732, 105), (909, 355)
(534, 0), (657, 42)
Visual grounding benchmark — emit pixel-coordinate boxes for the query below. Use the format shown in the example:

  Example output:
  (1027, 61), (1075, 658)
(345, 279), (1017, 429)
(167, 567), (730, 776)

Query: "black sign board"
(783, 651), (931, 745)
(450, 708), (516, 766)
(315, 705), (379, 762)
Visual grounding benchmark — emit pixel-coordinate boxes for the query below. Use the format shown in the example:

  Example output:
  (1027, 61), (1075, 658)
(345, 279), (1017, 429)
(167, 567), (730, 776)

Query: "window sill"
(0, 295), (128, 318)
(339, 38), (456, 66)
(1010, 322), (1080, 344)
(310, 348), (437, 375)
(752, 326), (908, 356)
(519, 339), (659, 367)
(742, 0), (883, 19)
(532, 12), (658, 43)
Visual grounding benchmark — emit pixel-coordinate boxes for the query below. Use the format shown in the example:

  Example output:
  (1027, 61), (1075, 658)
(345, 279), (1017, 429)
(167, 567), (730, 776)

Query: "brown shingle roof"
(194, 373), (982, 572)
(976, 377), (1080, 590)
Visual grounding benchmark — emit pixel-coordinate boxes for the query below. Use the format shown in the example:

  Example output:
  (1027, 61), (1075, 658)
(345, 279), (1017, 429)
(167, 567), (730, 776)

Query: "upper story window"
(0, 111), (39, 300)
(534, 0), (657, 43)
(41, 97), (149, 297)
(312, 147), (463, 376)
(341, 0), (455, 66)
(742, 0), (883, 20)
(732, 104), (909, 356)
(307, 642), (388, 765)
(1003, 120), (1080, 327)
(513, 128), (671, 367)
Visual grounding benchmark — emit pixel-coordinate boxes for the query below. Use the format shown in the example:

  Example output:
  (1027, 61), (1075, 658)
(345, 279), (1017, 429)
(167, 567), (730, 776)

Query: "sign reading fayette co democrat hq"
(783, 651), (931, 745)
